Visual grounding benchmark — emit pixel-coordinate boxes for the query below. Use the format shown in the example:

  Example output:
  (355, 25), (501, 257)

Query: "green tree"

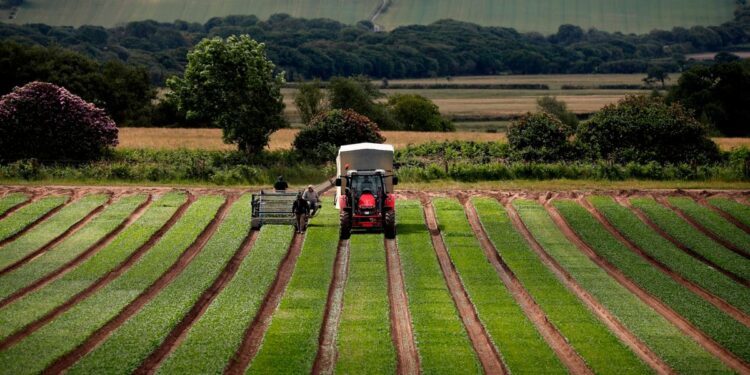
(643, 65), (670, 88)
(387, 94), (454, 131)
(293, 109), (384, 163)
(167, 35), (286, 153)
(508, 112), (571, 162)
(328, 76), (398, 129)
(294, 80), (326, 125)
(535, 96), (578, 134)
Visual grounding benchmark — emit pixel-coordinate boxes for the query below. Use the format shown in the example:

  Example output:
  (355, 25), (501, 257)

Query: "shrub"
(577, 95), (720, 164)
(507, 112), (571, 162)
(293, 109), (384, 163)
(387, 94), (455, 131)
(536, 96), (578, 134)
(328, 76), (399, 130)
(0, 82), (118, 162)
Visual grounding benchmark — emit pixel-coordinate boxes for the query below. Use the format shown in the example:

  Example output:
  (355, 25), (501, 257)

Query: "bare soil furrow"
(460, 197), (592, 375)
(312, 239), (351, 375)
(698, 197), (750, 235)
(420, 194), (508, 375)
(0, 193), (36, 221)
(0, 193), (194, 351)
(42, 195), (234, 374)
(224, 231), (305, 375)
(537, 200), (750, 374)
(0, 196), (69, 249)
(384, 238), (421, 375)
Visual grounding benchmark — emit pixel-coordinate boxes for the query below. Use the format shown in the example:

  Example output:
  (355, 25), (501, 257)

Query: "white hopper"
(335, 143), (395, 209)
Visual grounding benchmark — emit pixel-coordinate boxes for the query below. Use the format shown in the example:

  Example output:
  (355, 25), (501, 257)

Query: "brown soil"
(620, 196), (750, 283)
(135, 229), (260, 375)
(0, 194), (153, 310)
(540, 200), (750, 374)
(43, 194), (235, 374)
(0, 192), (37, 221)
(580, 197), (750, 327)
(0, 192), (194, 351)
(384, 238), (421, 375)
(0, 194), (70, 249)
(224, 231), (305, 375)
(695, 196), (750, 235)
(460, 196), (593, 375)
(419, 194), (508, 375)
(655, 196), (750, 260)
(312, 239), (351, 375)
(0, 193), (113, 277)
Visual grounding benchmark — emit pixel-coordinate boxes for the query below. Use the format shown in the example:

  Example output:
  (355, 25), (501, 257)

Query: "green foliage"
(535, 96), (578, 133)
(0, 195), (66, 242)
(642, 65), (670, 88)
(328, 76), (397, 129)
(168, 35), (287, 154)
(294, 79), (327, 125)
(668, 60), (750, 136)
(0, 193), (29, 216)
(508, 112), (571, 162)
(577, 95), (720, 164)
(293, 109), (385, 163)
(708, 197), (750, 227)
(667, 196), (750, 253)
(387, 94), (455, 132)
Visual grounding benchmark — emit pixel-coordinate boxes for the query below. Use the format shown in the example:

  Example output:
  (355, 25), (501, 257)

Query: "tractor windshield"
(350, 174), (383, 195)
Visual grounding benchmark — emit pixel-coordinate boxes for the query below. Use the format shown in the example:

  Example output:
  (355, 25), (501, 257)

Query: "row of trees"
(2, 7), (750, 83)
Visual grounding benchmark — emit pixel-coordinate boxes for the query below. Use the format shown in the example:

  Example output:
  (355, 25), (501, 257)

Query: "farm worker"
(302, 185), (319, 216)
(274, 175), (288, 192)
(292, 192), (310, 233)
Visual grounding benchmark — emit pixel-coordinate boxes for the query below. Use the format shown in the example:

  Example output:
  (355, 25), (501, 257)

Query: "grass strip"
(0, 193), (29, 216)
(154, 224), (293, 375)
(0, 192), (186, 340)
(334, 233), (396, 375)
(434, 198), (566, 375)
(396, 199), (481, 374)
(477, 197), (657, 374)
(0, 194), (148, 300)
(0, 194), (223, 375)
(667, 196), (750, 255)
(0, 195), (67, 242)
(0, 194), (108, 270)
(708, 198), (750, 227)
(552, 199), (732, 374)
(67, 194), (270, 374)
(630, 198), (750, 282)
(628, 198), (750, 312)
(244, 199), (338, 374)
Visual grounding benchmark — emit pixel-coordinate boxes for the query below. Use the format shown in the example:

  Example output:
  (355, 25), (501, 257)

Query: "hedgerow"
(433, 198), (565, 374)
(551, 199), (732, 374)
(0, 193), (29, 216)
(708, 197), (750, 227)
(667, 196), (750, 254)
(0, 195), (223, 375)
(0, 195), (67, 242)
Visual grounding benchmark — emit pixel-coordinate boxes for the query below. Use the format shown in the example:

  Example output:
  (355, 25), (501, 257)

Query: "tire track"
(384, 238), (421, 375)
(134, 229), (259, 374)
(43, 194), (235, 374)
(460, 197), (592, 375)
(580, 197), (750, 326)
(620, 197), (750, 285)
(0, 195), (70, 249)
(420, 194), (508, 375)
(537, 199), (750, 374)
(654, 196), (750, 260)
(312, 239), (350, 375)
(0, 192), (194, 351)
(697, 196), (750, 235)
(0, 193), (113, 277)
(224, 231), (305, 375)
(0, 194), (153, 310)
(0, 192), (36, 221)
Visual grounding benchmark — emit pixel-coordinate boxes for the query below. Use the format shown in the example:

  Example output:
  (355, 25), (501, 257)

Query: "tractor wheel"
(340, 210), (352, 240)
(384, 209), (396, 239)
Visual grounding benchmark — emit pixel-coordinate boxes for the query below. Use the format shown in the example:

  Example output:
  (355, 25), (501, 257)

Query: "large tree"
(168, 35), (286, 153)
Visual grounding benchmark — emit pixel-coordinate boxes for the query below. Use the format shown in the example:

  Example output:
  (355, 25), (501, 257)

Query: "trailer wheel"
(340, 211), (352, 240)
(384, 209), (396, 239)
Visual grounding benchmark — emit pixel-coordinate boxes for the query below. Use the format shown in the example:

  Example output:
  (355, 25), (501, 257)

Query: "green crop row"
(630, 198), (750, 311)
(667, 196), (750, 255)
(68, 195), (270, 374)
(396, 200), (481, 374)
(0, 195), (67, 242)
(708, 198), (750, 227)
(0, 194), (148, 300)
(0, 194), (224, 375)
(552, 199), (731, 374)
(245, 199), (338, 374)
(157, 225), (294, 375)
(0, 192), (186, 340)
(334, 233), (396, 375)
(433, 198), (566, 374)
(0, 194), (109, 270)
(510, 199), (650, 374)
(0, 193), (29, 216)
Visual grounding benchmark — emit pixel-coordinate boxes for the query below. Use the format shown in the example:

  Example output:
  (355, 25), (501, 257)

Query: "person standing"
(292, 192), (310, 233)
(274, 175), (288, 192)
(302, 185), (319, 216)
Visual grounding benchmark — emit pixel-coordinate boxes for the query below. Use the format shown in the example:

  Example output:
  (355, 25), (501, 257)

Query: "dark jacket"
(274, 180), (289, 191)
(292, 198), (309, 214)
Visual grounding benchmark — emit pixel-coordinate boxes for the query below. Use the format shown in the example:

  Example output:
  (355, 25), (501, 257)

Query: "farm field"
(7, 0), (734, 34)
(0, 185), (749, 373)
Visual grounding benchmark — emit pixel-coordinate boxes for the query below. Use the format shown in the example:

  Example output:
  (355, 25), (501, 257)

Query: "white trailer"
(335, 143), (396, 209)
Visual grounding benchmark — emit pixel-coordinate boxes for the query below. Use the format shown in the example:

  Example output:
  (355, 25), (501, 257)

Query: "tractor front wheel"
(384, 209), (396, 239)
(340, 210), (352, 240)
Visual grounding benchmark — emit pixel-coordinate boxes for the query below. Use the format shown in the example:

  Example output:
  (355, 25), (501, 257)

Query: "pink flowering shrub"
(0, 82), (118, 162)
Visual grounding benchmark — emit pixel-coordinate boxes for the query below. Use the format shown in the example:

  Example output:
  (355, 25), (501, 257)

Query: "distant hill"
(5, 0), (737, 34)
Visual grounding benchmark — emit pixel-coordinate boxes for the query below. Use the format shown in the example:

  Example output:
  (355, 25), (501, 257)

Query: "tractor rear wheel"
(384, 209), (396, 239)
(340, 210), (352, 240)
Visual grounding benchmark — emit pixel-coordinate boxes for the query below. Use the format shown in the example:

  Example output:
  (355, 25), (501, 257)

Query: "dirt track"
(313, 239), (351, 375)
(385, 239), (420, 375)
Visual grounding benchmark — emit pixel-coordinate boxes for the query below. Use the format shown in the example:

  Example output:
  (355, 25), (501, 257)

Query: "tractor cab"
(342, 169), (388, 217)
